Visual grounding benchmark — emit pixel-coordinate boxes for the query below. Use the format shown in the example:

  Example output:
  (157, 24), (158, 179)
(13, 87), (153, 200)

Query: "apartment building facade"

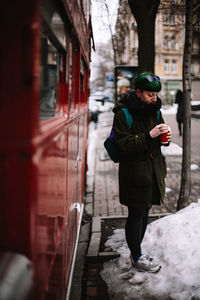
(114, 0), (200, 103)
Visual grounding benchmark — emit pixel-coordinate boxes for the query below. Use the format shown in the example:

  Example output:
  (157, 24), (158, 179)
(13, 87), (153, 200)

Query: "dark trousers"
(125, 206), (149, 261)
(178, 122), (182, 136)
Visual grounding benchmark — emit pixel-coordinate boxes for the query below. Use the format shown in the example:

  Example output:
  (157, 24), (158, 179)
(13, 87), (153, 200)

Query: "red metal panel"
(31, 111), (88, 299)
(74, 51), (81, 108)
(64, 0), (90, 64)
(34, 128), (67, 298)
(0, 0), (91, 298)
(0, 0), (40, 258)
(77, 115), (85, 206)
(67, 119), (79, 214)
(32, 108), (88, 298)
(0, 1), (40, 141)
(0, 156), (36, 256)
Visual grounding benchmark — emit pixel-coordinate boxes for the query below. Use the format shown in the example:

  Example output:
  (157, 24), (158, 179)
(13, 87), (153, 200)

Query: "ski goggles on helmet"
(145, 75), (160, 82)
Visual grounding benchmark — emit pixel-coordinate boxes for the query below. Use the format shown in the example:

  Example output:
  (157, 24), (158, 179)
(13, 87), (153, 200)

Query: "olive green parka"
(113, 91), (167, 208)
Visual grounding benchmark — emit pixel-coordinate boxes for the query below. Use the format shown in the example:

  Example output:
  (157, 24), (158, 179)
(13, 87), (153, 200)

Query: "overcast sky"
(90, 0), (118, 82)
(91, 0), (119, 45)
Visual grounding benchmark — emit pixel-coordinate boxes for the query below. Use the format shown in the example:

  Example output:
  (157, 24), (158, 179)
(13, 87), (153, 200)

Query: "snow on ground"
(191, 164), (199, 171)
(100, 201), (200, 300)
(161, 142), (199, 170)
(165, 187), (173, 193)
(191, 101), (200, 106)
(161, 142), (183, 156)
(161, 104), (177, 115)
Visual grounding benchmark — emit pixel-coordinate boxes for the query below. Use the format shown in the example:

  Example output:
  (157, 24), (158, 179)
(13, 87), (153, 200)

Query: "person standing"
(117, 77), (130, 102)
(175, 89), (184, 136)
(113, 72), (172, 273)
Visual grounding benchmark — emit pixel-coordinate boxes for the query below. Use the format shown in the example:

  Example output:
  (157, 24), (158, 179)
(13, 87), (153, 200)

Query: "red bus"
(0, 0), (93, 299)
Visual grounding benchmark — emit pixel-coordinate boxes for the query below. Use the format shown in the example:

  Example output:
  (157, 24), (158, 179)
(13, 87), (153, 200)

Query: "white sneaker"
(143, 254), (154, 262)
(130, 254), (153, 263)
(132, 255), (161, 273)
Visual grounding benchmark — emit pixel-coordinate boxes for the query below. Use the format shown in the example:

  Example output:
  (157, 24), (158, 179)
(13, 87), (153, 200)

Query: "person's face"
(136, 89), (158, 104)
(120, 85), (130, 94)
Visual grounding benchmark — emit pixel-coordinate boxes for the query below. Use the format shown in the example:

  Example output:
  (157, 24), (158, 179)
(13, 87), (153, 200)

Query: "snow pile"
(100, 201), (200, 300)
(191, 164), (199, 171)
(161, 142), (182, 156)
(165, 187), (173, 193)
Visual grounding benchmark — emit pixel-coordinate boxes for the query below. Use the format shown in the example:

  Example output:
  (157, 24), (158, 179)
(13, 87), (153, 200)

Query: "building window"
(171, 37), (176, 49)
(131, 22), (137, 30)
(163, 14), (168, 25)
(179, 14), (184, 26)
(164, 59), (170, 74)
(164, 36), (169, 49)
(172, 60), (177, 73)
(170, 14), (175, 26)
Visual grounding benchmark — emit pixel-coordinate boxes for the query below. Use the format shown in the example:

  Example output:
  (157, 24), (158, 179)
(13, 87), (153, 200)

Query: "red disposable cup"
(160, 130), (169, 144)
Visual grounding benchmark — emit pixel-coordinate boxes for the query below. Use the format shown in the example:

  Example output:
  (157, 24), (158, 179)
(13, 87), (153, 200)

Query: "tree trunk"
(128, 0), (160, 73)
(177, 0), (193, 211)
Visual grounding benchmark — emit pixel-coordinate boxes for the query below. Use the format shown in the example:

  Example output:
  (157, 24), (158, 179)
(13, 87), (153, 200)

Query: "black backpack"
(104, 108), (133, 163)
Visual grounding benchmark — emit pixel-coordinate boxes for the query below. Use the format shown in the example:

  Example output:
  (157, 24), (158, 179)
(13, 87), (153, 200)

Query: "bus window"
(80, 59), (84, 92)
(68, 41), (73, 111)
(40, 36), (58, 120)
(80, 58), (85, 103)
(40, 1), (67, 120)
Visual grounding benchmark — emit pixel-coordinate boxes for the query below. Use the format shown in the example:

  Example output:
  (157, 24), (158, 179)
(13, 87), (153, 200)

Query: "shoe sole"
(133, 265), (161, 273)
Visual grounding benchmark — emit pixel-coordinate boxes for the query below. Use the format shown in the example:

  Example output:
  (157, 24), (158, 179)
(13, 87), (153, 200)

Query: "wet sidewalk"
(70, 109), (200, 300)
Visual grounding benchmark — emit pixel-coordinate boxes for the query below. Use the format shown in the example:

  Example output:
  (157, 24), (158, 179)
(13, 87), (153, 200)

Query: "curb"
(86, 213), (172, 263)
(70, 222), (91, 300)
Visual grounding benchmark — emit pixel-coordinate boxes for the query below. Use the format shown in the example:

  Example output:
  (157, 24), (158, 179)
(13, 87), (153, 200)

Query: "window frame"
(40, 14), (67, 121)
(172, 60), (177, 74)
(164, 59), (170, 74)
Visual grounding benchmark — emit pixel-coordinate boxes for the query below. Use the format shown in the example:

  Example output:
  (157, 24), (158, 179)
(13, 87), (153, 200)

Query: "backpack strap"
(121, 108), (160, 127)
(121, 107), (133, 129)
(156, 109), (161, 122)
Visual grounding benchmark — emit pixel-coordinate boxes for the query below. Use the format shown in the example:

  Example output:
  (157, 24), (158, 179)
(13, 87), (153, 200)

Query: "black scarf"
(126, 90), (162, 120)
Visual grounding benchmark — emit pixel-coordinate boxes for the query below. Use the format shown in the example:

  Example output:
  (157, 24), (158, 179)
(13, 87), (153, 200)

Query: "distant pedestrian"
(175, 89), (183, 136)
(117, 78), (130, 102)
(113, 72), (172, 273)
